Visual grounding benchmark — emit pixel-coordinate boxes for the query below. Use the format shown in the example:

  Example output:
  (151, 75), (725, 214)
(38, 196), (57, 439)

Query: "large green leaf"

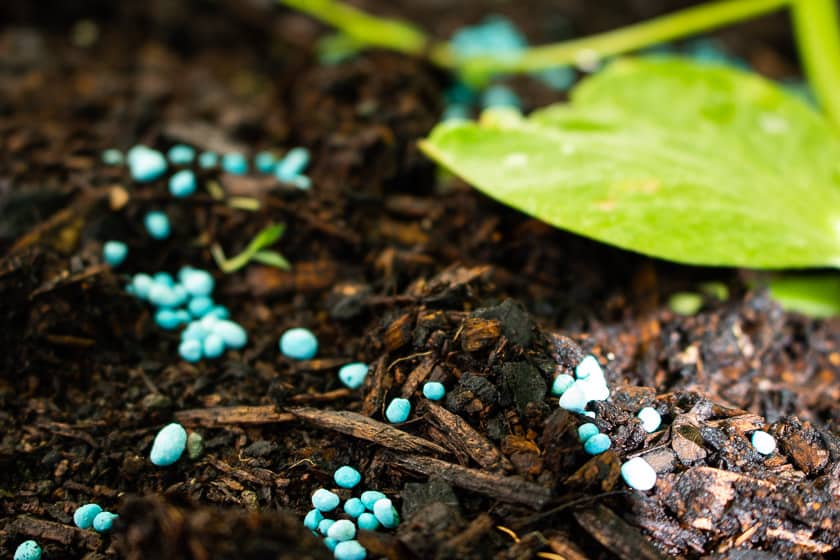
(420, 57), (840, 268)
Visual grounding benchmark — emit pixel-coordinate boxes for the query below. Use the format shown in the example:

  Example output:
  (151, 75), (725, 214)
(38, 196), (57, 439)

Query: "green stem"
(790, 0), (840, 127)
(461, 0), (791, 80)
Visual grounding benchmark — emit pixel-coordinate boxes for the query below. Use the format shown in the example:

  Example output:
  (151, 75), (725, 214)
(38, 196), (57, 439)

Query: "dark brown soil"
(1, 1), (839, 559)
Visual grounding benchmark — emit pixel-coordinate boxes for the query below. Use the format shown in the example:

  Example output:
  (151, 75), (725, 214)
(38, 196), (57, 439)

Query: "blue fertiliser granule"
(334, 465), (362, 489)
(422, 381), (446, 401)
(169, 169), (197, 197)
(279, 327), (318, 360)
(385, 398), (411, 424)
(150, 422), (187, 466)
(167, 144), (196, 165)
(144, 211), (171, 240)
(103, 240), (128, 267)
(338, 362), (369, 389)
(73, 503), (103, 529)
(14, 540), (42, 560)
(621, 457), (657, 491)
(311, 488), (340, 512)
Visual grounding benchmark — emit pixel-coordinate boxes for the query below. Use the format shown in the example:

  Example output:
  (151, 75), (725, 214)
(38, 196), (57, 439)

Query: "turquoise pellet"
(442, 103), (470, 122)
(311, 488), (340, 512)
(578, 375), (610, 402)
(356, 512), (379, 531)
(751, 430), (776, 455)
(188, 295), (214, 318)
(254, 151), (277, 173)
(303, 508), (323, 531)
(222, 152), (248, 175)
(318, 518), (336, 536)
(206, 305), (230, 319)
(327, 519), (356, 542)
(621, 457), (657, 491)
(385, 398), (411, 424)
(144, 211), (171, 240)
(13, 540), (41, 560)
(101, 149), (123, 166)
(167, 144), (195, 165)
(212, 320), (247, 349)
(551, 373), (574, 396)
(131, 273), (154, 299)
(324, 537), (338, 551)
(103, 241), (128, 267)
(156, 309), (185, 330)
(179, 339), (203, 362)
(153, 272), (175, 286)
(275, 147), (310, 181)
(279, 327), (318, 360)
(637, 407), (662, 433)
(481, 85), (521, 109)
(422, 381), (446, 401)
(334, 540), (367, 560)
(558, 382), (587, 412)
(344, 497), (365, 518)
(575, 355), (603, 380)
(73, 503), (103, 529)
(128, 146), (167, 182)
(198, 151), (218, 169)
(182, 269), (215, 297)
(150, 423), (187, 466)
(372, 498), (399, 528)
(577, 423), (599, 443)
(338, 362), (368, 389)
(182, 321), (210, 342)
(202, 333), (226, 359)
(360, 490), (386, 511)
(169, 169), (197, 197)
(334, 465), (361, 489)
(93, 511), (118, 532)
(290, 174), (312, 190)
(583, 433), (611, 455)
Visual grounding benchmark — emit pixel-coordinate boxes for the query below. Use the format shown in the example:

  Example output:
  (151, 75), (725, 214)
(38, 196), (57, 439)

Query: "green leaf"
(768, 274), (840, 318)
(212, 223), (289, 273)
(420, 57), (840, 268)
(252, 250), (292, 270)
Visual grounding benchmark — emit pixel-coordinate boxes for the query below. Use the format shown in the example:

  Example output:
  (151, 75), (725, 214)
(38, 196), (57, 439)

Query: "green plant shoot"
(212, 223), (291, 273)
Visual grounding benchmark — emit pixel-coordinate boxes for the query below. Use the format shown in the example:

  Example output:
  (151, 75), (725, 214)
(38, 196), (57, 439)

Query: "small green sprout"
(211, 223), (291, 273)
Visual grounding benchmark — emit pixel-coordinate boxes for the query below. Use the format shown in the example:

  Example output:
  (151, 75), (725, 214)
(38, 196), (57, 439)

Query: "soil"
(1, 1), (839, 559)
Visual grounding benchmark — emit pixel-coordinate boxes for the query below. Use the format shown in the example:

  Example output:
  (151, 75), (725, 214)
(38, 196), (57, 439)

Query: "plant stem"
(790, 0), (840, 128)
(460, 0), (791, 80)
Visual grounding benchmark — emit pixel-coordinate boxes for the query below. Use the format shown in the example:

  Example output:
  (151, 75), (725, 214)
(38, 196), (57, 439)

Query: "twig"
(174, 405), (295, 427)
(422, 401), (512, 472)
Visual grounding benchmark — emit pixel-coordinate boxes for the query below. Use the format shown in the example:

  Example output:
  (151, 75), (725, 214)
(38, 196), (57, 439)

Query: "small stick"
(174, 405), (295, 427)
(289, 407), (448, 456)
(7, 516), (101, 549)
(385, 452), (551, 509)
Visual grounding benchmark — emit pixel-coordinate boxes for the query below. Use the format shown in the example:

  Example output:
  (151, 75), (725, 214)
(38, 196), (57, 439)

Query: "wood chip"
(288, 407), (448, 455)
(7, 516), (101, 549)
(174, 405), (295, 427)
(573, 505), (666, 560)
(385, 452), (551, 509)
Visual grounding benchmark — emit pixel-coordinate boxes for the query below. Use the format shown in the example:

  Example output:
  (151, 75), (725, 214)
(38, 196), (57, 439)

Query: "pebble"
(575, 355), (603, 380)
(422, 381), (446, 401)
(179, 339), (203, 362)
(637, 407), (662, 433)
(356, 512), (380, 531)
(312, 488), (340, 512)
(385, 398), (411, 424)
(222, 152), (248, 175)
(551, 373), (574, 396)
(372, 498), (399, 528)
(202, 333), (226, 358)
(73, 503), (103, 529)
(577, 422), (599, 443)
(128, 146), (168, 182)
(621, 457), (657, 491)
(212, 320), (247, 349)
(557, 382), (587, 412)
(304, 508), (323, 531)
(334, 465), (361, 489)
(169, 169), (197, 197)
(334, 540), (367, 560)
(150, 422), (187, 466)
(275, 147), (310, 181)
(144, 211), (171, 240)
(327, 519), (356, 541)
(167, 144), (195, 165)
(101, 149), (123, 166)
(279, 327), (318, 360)
(751, 430), (777, 455)
(186, 431), (204, 460)
(13, 541), (41, 560)
(583, 433), (611, 455)
(318, 518), (336, 536)
(93, 511), (119, 532)
(103, 240), (128, 267)
(338, 362), (369, 389)
(255, 151), (277, 173)
(360, 490), (387, 510)
(344, 497), (365, 518)
(182, 269), (215, 297)
(198, 151), (218, 169)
